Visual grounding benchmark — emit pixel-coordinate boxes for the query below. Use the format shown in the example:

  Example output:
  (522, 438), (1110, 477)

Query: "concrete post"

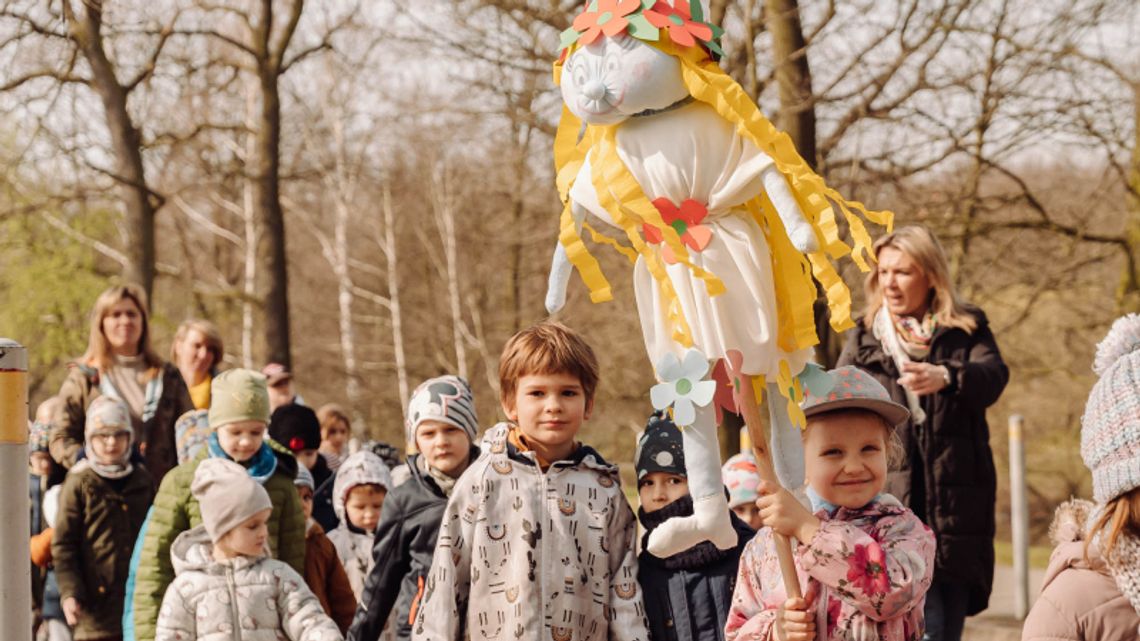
(0, 339), (30, 639)
(1009, 414), (1030, 620)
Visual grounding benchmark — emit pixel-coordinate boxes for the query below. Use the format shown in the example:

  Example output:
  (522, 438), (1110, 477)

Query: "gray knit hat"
(1082, 314), (1140, 503)
(191, 458), (273, 542)
(405, 376), (479, 448)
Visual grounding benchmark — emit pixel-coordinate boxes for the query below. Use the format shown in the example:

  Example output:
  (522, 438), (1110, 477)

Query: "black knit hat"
(269, 403), (321, 452)
(635, 411), (686, 479)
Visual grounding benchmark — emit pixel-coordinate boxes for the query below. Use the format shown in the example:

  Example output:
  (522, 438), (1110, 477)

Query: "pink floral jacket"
(725, 494), (935, 641)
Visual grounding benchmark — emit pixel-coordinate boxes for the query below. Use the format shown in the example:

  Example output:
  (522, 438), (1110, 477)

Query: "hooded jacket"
(52, 464), (154, 640)
(410, 422), (649, 641)
(837, 308), (1007, 615)
(725, 494), (935, 641)
(1021, 499), (1140, 641)
(348, 448), (479, 641)
(328, 450), (392, 601)
(155, 526), (342, 641)
(638, 496), (754, 641)
(304, 518), (357, 634)
(131, 439), (305, 641)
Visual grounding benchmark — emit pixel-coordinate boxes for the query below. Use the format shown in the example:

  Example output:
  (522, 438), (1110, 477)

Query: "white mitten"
(762, 166), (818, 253)
(646, 403), (737, 556)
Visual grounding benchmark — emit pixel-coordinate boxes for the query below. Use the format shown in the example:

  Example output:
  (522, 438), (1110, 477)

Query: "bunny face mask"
(559, 34), (688, 126)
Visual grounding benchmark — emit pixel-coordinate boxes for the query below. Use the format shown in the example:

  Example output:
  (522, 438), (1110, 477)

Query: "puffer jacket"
(410, 422), (649, 641)
(51, 361), (193, 483)
(328, 450), (392, 601)
(838, 308), (1007, 615)
(304, 519), (356, 633)
(155, 526), (342, 641)
(131, 440), (305, 641)
(52, 464), (153, 640)
(638, 496), (754, 641)
(726, 494), (935, 641)
(1022, 499), (1140, 640)
(348, 448), (479, 641)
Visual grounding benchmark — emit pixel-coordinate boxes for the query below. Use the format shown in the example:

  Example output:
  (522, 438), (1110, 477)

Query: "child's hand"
(62, 597), (81, 626)
(777, 597), (815, 641)
(756, 480), (820, 544)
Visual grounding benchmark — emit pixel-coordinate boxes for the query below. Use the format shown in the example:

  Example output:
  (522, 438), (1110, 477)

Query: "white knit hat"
(1081, 314), (1140, 503)
(191, 458), (273, 542)
(404, 376), (479, 448)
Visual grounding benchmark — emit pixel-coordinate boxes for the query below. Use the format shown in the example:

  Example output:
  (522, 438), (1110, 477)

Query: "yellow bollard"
(0, 339), (30, 640)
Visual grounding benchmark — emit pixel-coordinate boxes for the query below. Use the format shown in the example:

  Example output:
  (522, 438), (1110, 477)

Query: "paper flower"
(710, 349), (744, 424)
(651, 348), (717, 426)
(569, 0), (643, 46)
(643, 0), (713, 48)
(643, 197), (713, 264)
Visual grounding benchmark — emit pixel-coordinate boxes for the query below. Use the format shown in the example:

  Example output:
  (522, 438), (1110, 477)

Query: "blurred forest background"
(2, 0), (1138, 544)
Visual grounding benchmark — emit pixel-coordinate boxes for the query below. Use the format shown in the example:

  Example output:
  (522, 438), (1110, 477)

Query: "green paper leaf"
(670, 220), (688, 236)
(689, 0), (704, 22)
(560, 26), (582, 49)
(641, 0), (655, 9)
(705, 38), (724, 57)
(627, 13), (660, 40)
(588, 0), (600, 10)
(710, 23), (725, 38)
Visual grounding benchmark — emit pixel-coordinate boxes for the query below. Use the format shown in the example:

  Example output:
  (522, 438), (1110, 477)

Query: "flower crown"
(560, 0), (725, 57)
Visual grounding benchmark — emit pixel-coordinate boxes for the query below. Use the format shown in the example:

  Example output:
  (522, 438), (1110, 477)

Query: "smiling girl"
(726, 366), (935, 641)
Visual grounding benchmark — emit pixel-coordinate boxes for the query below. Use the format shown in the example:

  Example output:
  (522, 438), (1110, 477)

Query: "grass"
(994, 539), (1053, 569)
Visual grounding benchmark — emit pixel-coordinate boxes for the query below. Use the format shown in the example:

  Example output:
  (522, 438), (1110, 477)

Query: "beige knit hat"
(191, 458), (272, 542)
(208, 368), (271, 430)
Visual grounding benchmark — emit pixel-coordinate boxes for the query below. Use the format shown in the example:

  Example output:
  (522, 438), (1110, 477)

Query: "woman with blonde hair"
(1023, 315), (1140, 640)
(50, 283), (193, 483)
(837, 225), (1008, 641)
(170, 319), (224, 410)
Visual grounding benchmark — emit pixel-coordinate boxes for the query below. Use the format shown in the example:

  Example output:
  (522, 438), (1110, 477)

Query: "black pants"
(923, 580), (969, 641)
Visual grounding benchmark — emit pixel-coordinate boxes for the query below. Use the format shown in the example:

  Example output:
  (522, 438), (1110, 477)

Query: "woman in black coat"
(838, 225), (1008, 641)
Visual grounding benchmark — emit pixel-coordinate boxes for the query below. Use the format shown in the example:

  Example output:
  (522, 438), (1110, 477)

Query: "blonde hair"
(805, 408), (906, 470)
(863, 225), (977, 333)
(317, 403), (351, 437)
(83, 284), (163, 375)
(1087, 488), (1140, 561)
(498, 321), (599, 409)
(170, 319), (224, 373)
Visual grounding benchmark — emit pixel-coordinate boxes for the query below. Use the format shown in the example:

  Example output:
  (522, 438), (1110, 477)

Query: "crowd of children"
(26, 314), (1140, 641)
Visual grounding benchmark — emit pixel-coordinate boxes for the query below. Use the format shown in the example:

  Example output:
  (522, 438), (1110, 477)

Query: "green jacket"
(131, 440), (305, 641)
(52, 464), (154, 640)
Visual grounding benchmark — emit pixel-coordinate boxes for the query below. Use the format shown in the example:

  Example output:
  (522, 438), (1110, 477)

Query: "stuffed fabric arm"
(761, 166), (818, 254)
(546, 201), (588, 314)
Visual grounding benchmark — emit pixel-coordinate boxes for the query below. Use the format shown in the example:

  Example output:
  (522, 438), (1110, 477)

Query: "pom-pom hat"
(635, 411), (686, 479)
(269, 403), (321, 452)
(1081, 313), (1140, 503)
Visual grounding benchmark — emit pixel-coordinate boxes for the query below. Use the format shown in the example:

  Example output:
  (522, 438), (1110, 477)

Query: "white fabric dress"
(570, 100), (813, 377)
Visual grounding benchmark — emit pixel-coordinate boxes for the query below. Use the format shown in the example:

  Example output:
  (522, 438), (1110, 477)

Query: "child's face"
(322, 419), (349, 452)
(731, 503), (762, 531)
(638, 471), (689, 513)
(294, 448), (319, 470)
(803, 412), (888, 509)
(217, 508), (271, 558)
(504, 372), (592, 453)
(297, 485), (314, 520)
(345, 484), (386, 533)
(89, 430), (130, 465)
(217, 420), (267, 462)
(29, 451), (53, 477)
(416, 420), (472, 478)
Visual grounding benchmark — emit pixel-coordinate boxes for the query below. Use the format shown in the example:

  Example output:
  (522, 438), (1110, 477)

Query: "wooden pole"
(1009, 414), (1029, 619)
(739, 375), (803, 599)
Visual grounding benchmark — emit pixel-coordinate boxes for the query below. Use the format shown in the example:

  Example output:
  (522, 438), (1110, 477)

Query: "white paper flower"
(650, 348), (717, 426)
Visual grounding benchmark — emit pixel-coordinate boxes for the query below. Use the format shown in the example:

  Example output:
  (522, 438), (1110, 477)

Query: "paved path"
(962, 564), (1046, 641)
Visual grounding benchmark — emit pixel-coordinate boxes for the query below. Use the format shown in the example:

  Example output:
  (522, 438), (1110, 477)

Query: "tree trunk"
(433, 163), (468, 379)
(253, 65), (290, 368)
(382, 184), (410, 415)
(64, 1), (155, 298)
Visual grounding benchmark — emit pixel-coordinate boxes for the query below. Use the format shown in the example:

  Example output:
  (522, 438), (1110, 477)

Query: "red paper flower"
(643, 1), (713, 48)
(289, 436), (305, 452)
(572, 0), (642, 46)
(642, 197), (713, 264)
(846, 543), (890, 596)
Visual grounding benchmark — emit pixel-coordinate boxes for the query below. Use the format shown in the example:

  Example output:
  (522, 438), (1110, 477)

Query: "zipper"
(226, 564), (242, 641)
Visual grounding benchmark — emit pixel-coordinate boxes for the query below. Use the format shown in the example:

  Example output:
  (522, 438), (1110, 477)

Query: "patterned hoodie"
(725, 494), (934, 641)
(328, 450), (392, 601)
(411, 422), (649, 641)
(155, 525), (342, 641)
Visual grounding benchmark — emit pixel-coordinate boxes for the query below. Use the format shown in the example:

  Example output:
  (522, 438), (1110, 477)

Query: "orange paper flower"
(644, 1), (713, 48)
(572, 0), (643, 46)
(642, 197), (713, 264)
